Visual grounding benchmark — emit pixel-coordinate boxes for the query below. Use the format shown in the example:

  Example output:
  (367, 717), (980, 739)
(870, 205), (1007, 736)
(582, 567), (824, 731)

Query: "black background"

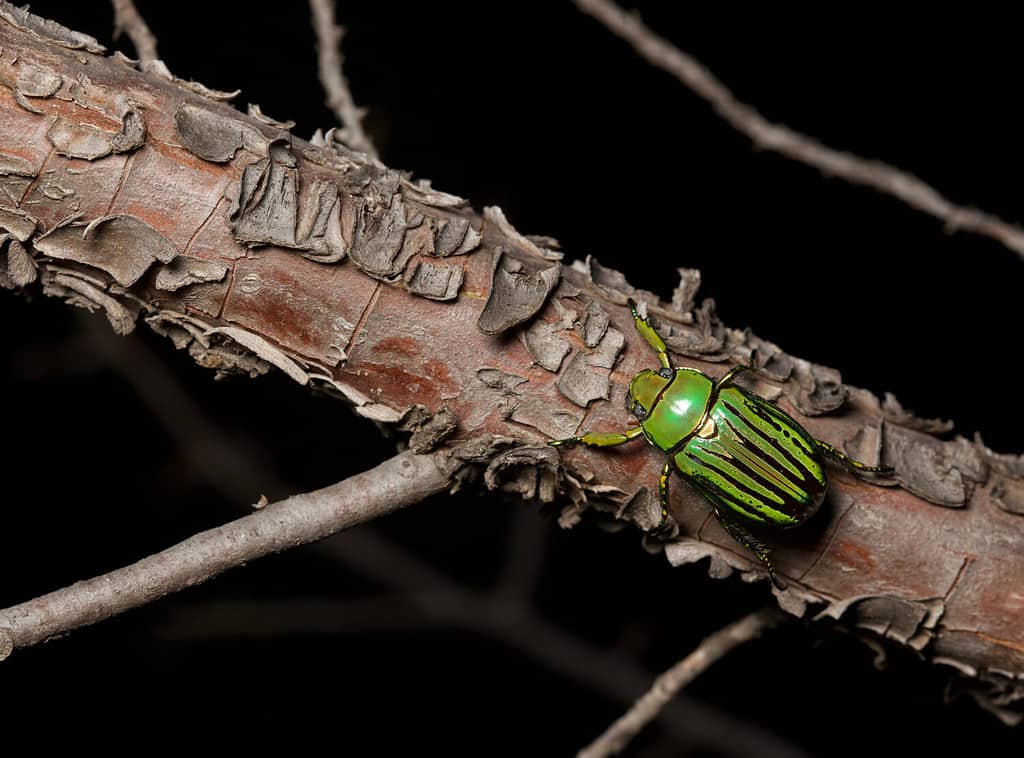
(2, 2), (1021, 754)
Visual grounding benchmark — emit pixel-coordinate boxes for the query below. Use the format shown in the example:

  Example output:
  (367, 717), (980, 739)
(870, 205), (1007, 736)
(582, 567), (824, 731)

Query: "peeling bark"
(0, 4), (1021, 723)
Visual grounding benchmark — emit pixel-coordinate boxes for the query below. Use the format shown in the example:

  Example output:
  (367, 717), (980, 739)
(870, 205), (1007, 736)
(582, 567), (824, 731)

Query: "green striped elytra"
(550, 299), (890, 587)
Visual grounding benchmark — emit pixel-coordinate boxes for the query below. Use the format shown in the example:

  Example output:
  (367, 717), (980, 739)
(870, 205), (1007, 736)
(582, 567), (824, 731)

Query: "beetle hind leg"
(714, 509), (787, 590)
(815, 440), (893, 475)
(648, 459), (676, 537)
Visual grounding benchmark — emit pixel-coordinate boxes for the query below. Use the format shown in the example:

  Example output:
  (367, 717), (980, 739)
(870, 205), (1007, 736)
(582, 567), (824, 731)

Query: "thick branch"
(579, 608), (785, 758)
(0, 451), (450, 655)
(573, 0), (1024, 262)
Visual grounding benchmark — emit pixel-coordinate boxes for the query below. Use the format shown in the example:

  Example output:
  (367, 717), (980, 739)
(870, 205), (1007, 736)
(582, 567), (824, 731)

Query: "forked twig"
(111, 0), (159, 65)
(578, 607), (786, 758)
(573, 0), (1024, 262)
(309, 0), (378, 157)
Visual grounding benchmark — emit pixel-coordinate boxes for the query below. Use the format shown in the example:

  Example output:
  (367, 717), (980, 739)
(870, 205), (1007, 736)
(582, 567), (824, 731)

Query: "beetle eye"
(657, 367), (674, 379)
(632, 402), (649, 421)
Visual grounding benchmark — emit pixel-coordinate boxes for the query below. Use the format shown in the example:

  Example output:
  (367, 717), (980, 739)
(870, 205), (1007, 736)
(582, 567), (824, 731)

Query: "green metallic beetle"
(550, 299), (890, 587)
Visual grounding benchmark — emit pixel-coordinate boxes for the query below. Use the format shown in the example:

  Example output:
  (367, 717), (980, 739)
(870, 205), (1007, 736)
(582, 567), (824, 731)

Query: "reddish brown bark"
(0, 6), (1020, 722)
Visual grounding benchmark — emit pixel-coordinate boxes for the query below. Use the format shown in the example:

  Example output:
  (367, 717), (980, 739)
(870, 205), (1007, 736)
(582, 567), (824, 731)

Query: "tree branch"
(0, 4), (1021, 722)
(572, 0), (1024, 262)
(0, 451), (451, 656)
(308, 0), (377, 157)
(111, 0), (159, 65)
(579, 607), (786, 758)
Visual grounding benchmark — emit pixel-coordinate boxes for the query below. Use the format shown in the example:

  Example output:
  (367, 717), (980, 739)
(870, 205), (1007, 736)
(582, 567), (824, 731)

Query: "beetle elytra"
(550, 299), (891, 587)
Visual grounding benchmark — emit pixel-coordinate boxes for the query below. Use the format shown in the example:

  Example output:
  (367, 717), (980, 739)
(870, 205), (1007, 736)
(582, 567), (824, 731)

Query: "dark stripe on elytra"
(738, 393), (816, 458)
(720, 415), (813, 496)
(690, 477), (768, 526)
(685, 447), (788, 518)
(720, 404), (816, 484)
(693, 443), (804, 517)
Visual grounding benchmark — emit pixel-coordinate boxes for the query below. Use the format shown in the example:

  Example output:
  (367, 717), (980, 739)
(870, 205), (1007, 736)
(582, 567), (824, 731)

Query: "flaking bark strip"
(882, 392), (955, 434)
(203, 326), (309, 386)
(14, 63), (61, 113)
(153, 256), (229, 292)
(508, 396), (582, 440)
(47, 107), (145, 161)
(143, 59), (241, 102)
(581, 300), (609, 347)
(0, 2), (105, 53)
(45, 271), (137, 335)
(484, 444), (561, 502)
(817, 595), (945, 652)
(399, 406), (458, 453)
(6, 239), (36, 286)
(175, 103), (249, 163)
(477, 367), (528, 394)
(35, 215), (177, 287)
(521, 319), (570, 372)
(247, 103), (295, 130)
(482, 206), (561, 262)
(557, 351), (610, 407)
(477, 249), (561, 335)
(347, 192), (410, 279)
(587, 326), (624, 370)
(880, 422), (987, 507)
(0, 205), (39, 241)
(230, 141), (300, 248)
(571, 256), (663, 311)
(671, 267), (702, 314)
(400, 178), (469, 210)
(295, 180), (346, 263)
(404, 259), (463, 301)
(662, 298), (732, 358)
(431, 216), (481, 257)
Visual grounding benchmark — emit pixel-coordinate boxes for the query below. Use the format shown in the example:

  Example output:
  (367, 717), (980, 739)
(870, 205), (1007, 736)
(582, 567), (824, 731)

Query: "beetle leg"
(652, 458), (674, 531)
(815, 440), (894, 475)
(549, 425), (644, 448)
(715, 364), (751, 390)
(627, 298), (672, 370)
(714, 509), (787, 590)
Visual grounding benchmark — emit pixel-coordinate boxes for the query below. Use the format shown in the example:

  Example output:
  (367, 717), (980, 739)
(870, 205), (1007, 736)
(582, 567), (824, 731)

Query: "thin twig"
(579, 607), (786, 758)
(309, 0), (378, 157)
(573, 0), (1024, 262)
(0, 451), (450, 657)
(160, 582), (809, 758)
(111, 0), (159, 65)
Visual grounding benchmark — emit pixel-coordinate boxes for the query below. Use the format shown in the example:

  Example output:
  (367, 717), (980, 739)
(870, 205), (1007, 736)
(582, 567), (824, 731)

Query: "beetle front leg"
(627, 298), (672, 370)
(549, 425), (645, 448)
(715, 363), (751, 390)
(815, 440), (894, 475)
(714, 509), (787, 590)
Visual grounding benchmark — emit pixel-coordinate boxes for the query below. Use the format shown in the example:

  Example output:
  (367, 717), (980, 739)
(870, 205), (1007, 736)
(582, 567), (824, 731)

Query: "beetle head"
(627, 368), (673, 421)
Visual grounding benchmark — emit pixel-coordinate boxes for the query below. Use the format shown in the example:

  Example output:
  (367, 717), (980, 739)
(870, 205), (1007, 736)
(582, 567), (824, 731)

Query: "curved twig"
(309, 0), (378, 157)
(578, 607), (786, 758)
(573, 0), (1024, 262)
(111, 0), (159, 65)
